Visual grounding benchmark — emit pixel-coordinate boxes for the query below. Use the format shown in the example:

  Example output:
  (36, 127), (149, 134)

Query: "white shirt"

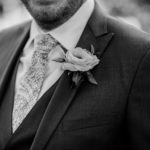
(15, 0), (95, 99)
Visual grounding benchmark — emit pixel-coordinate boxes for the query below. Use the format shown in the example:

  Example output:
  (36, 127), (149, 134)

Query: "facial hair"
(21, 0), (84, 31)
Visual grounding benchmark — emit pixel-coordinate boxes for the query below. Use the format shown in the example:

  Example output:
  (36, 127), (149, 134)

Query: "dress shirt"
(15, 0), (95, 99)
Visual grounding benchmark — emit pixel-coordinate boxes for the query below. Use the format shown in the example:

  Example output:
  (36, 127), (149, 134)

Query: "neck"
(37, 0), (86, 31)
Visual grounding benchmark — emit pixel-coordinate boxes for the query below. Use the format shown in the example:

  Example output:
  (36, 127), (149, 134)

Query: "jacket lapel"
(87, 0), (114, 57)
(30, 25), (93, 150)
(30, 2), (114, 150)
(30, 70), (81, 150)
(0, 22), (30, 103)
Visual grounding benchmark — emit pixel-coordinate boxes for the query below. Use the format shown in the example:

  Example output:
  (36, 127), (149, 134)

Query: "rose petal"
(62, 47), (100, 72)
(62, 63), (78, 71)
(66, 49), (98, 66)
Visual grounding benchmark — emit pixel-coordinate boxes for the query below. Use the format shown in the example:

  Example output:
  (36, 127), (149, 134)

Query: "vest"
(0, 60), (58, 150)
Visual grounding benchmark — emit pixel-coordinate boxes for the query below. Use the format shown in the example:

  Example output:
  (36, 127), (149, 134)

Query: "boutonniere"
(53, 45), (100, 86)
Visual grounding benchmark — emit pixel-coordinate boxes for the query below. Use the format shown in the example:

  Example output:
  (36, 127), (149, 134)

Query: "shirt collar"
(27, 0), (94, 50)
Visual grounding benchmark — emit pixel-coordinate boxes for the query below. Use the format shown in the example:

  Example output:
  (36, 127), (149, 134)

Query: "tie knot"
(34, 34), (58, 51)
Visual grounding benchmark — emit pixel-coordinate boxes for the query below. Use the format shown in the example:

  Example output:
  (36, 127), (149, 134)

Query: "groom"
(0, 0), (150, 149)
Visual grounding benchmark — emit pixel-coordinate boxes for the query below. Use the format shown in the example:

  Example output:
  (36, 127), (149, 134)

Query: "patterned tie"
(12, 34), (58, 133)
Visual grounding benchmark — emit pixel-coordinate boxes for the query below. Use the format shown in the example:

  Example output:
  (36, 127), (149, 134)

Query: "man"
(0, 0), (150, 149)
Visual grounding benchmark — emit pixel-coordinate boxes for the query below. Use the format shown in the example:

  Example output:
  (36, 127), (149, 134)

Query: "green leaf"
(90, 45), (95, 54)
(86, 71), (98, 85)
(52, 57), (65, 63)
(68, 71), (72, 76)
(72, 72), (83, 86)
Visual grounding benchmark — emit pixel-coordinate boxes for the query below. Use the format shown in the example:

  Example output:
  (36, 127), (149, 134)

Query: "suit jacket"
(0, 1), (150, 150)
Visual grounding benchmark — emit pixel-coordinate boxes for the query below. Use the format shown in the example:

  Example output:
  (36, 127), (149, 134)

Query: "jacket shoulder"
(102, 16), (150, 88)
(107, 16), (150, 56)
(0, 21), (31, 44)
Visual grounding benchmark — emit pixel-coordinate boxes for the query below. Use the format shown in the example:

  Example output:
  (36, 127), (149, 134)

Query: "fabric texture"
(5, 80), (58, 150)
(0, 57), (58, 150)
(12, 34), (58, 132)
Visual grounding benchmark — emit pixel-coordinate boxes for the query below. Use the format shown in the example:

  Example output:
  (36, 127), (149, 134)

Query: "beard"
(21, 0), (83, 30)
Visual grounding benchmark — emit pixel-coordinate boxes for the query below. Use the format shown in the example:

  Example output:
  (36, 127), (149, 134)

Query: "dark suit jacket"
(0, 1), (150, 150)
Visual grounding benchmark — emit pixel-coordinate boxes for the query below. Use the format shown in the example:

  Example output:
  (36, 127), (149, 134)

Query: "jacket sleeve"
(127, 48), (150, 150)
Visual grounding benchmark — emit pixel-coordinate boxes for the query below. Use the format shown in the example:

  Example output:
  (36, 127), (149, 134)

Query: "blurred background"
(100, 0), (150, 32)
(0, 0), (150, 32)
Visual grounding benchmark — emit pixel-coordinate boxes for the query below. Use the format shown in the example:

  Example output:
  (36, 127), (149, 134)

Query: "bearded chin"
(30, 7), (69, 30)
(33, 13), (65, 30)
(21, 0), (83, 30)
